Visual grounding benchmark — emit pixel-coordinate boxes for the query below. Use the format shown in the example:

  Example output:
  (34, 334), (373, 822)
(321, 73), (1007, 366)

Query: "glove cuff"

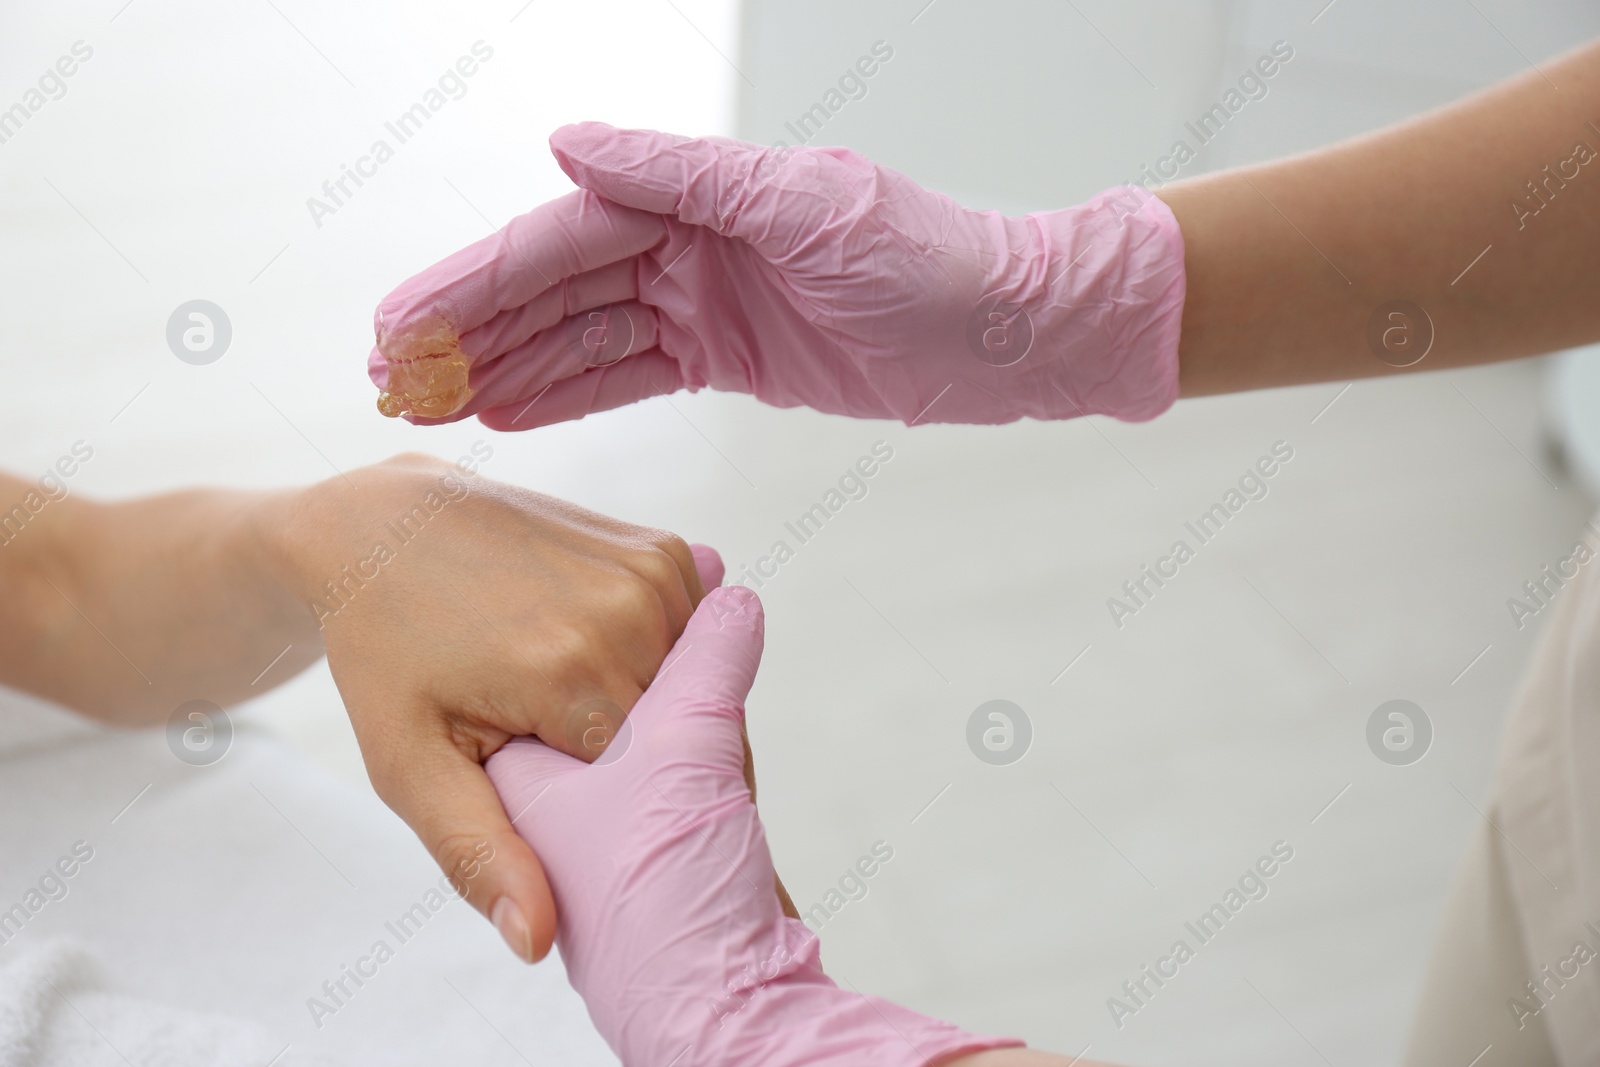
(1029, 183), (1187, 423)
(614, 919), (1024, 1067)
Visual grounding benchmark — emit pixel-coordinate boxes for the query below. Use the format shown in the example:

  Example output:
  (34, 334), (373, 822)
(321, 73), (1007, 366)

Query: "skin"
(0, 452), (795, 965)
(1163, 37), (1600, 396)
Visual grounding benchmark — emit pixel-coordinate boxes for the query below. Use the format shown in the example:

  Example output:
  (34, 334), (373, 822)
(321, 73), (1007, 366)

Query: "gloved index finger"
(374, 188), (668, 361)
(688, 543), (726, 590)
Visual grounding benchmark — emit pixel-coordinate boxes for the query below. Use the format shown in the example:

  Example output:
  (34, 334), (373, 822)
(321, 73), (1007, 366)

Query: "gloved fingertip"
(550, 120), (613, 144)
(549, 121), (614, 182)
(641, 586), (765, 718)
(690, 584), (764, 639)
(688, 543), (725, 589)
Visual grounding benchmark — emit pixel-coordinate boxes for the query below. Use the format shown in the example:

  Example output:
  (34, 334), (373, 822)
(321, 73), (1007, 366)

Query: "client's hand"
(265, 453), (709, 963)
(485, 583), (1022, 1066)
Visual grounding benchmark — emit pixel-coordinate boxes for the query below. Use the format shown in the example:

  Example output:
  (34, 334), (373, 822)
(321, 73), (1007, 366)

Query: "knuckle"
(720, 147), (794, 220)
(538, 621), (593, 674)
(646, 528), (691, 558)
(384, 450), (446, 471)
(604, 572), (664, 620)
(633, 537), (692, 592)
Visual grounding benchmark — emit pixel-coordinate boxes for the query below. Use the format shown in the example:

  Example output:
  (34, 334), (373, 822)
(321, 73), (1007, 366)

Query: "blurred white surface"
(0, 690), (611, 1065)
(3, 0), (1599, 1064)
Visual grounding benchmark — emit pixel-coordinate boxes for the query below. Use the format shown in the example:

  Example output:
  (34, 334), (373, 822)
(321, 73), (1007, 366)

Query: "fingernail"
(491, 897), (532, 963)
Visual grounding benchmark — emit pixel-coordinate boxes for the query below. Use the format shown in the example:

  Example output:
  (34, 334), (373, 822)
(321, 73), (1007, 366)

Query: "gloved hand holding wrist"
(484, 573), (1023, 1066)
(369, 122), (1185, 429)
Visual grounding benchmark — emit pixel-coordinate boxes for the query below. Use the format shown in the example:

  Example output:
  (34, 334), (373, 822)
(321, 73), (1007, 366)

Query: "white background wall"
(731, 2), (1600, 1064)
(3, 0), (1599, 1063)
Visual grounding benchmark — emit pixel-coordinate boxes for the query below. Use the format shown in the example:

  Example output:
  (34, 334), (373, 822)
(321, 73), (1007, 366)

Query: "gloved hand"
(370, 122), (1186, 429)
(484, 583), (1023, 1066)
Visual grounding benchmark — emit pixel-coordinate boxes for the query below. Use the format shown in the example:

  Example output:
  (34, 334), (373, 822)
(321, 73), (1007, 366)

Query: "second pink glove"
(485, 584), (1023, 1066)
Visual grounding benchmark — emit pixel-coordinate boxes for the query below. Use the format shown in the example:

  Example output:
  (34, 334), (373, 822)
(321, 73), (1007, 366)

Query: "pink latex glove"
(369, 122), (1186, 429)
(484, 583), (1023, 1066)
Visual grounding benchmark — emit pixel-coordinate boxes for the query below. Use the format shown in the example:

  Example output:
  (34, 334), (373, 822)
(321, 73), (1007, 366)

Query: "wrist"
(4, 484), (97, 599)
(0, 479), (99, 690)
(241, 482), (337, 624)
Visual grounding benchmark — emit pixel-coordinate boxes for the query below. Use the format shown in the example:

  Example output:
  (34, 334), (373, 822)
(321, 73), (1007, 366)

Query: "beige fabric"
(1403, 818), (1559, 1066)
(1407, 522), (1600, 1065)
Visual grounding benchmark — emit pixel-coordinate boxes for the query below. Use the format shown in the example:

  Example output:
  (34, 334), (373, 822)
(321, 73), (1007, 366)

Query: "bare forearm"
(0, 473), (322, 724)
(1161, 37), (1600, 396)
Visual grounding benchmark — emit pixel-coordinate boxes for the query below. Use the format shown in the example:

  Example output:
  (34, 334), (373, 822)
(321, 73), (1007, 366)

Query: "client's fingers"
(742, 724), (802, 920)
(368, 727), (558, 964)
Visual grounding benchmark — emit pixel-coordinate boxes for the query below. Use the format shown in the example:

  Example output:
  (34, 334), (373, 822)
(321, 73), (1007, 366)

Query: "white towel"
(0, 939), (332, 1067)
(0, 686), (616, 1067)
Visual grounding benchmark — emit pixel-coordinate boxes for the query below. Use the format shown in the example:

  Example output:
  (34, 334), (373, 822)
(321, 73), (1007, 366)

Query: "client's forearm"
(0, 472), (322, 723)
(1162, 37), (1600, 395)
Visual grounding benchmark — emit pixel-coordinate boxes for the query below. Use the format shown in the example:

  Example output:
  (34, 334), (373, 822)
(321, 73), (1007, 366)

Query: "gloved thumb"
(671, 554), (796, 918)
(550, 122), (811, 262)
(630, 585), (765, 737)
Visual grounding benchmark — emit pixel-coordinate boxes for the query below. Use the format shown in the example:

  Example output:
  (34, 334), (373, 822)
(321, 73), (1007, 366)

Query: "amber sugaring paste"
(375, 314), (472, 419)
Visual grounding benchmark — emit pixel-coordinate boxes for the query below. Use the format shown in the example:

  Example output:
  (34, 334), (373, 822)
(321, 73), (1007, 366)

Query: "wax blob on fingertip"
(374, 312), (473, 419)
